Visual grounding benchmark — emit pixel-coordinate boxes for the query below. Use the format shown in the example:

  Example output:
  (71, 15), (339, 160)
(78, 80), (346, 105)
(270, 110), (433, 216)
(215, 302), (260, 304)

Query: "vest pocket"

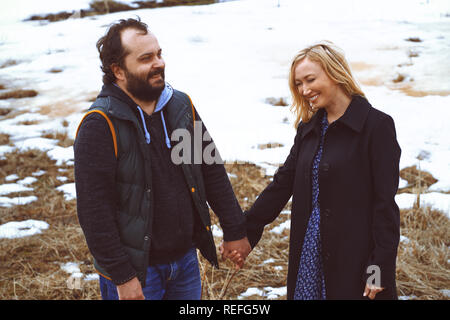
(116, 211), (147, 250)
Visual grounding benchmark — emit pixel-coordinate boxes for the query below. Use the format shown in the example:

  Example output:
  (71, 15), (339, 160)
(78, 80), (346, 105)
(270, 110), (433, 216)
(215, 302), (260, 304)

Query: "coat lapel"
(336, 95), (371, 133)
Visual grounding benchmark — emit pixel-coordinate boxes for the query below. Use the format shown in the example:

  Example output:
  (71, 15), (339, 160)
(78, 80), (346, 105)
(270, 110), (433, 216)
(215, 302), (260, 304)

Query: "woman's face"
(294, 57), (340, 110)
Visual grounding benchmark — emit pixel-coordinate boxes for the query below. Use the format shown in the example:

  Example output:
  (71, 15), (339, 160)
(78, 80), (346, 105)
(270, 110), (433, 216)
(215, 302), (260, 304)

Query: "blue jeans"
(99, 247), (202, 300)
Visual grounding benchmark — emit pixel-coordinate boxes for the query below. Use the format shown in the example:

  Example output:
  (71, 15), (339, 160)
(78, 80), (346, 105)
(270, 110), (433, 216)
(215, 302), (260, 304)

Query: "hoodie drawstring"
(136, 106), (151, 144)
(160, 110), (172, 149)
(136, 106), (171, 149)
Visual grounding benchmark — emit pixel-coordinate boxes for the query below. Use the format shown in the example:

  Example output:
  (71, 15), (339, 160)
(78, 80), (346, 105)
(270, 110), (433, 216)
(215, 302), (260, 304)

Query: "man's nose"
(154, 56), (165, 69)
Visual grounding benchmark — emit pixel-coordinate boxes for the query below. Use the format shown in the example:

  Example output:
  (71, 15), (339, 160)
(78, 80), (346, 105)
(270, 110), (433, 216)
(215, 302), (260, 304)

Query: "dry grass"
(0, 60), (19, 69)
(257, 143), (284, 150)
(0, 133), (10, 145)
(41, 131), (74, 148)
(38, 98), (96, 118)
(397, 206), (450, 299)
(265, 97), (289, 107)
(26, 0), (217, 22)
(0, 151), (448, 300)
(0, 108), (12, 116)
(0, 149), (97, 299)
(0, 90), (38, 100)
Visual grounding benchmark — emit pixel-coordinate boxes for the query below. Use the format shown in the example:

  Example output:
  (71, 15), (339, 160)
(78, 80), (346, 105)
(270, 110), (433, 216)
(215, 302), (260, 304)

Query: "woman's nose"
(303, 85), (311, 96)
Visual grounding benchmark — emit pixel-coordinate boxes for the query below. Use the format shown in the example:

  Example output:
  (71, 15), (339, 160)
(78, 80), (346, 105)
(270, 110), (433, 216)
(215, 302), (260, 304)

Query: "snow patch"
(0, 219), (49, 239)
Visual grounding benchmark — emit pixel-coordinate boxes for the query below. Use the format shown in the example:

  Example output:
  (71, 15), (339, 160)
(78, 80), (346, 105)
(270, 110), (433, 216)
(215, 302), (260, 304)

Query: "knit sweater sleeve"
(74, 113), (137, 285)
(197, 113), (247, 241)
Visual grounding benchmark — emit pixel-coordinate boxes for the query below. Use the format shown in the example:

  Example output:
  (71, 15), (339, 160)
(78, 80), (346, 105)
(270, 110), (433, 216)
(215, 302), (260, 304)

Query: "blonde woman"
(231, 42), (401, 300)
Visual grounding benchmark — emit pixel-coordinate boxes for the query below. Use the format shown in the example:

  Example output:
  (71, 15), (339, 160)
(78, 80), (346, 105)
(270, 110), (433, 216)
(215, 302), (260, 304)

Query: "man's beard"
(124, 67), (165, 102)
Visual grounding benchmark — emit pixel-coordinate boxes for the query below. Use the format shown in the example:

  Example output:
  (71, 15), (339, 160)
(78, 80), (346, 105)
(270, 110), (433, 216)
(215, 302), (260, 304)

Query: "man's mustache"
(147, 68), (165, 80)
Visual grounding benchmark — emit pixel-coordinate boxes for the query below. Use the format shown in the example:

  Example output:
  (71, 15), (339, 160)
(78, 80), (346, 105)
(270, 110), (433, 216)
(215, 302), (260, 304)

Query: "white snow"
(262, 258), (275, 264)
(32, 170), (46, 176)
(15, 137), (58, 151)
(84, 273), (100, 281)
(56, 183), (76, 201)
(399, 295), (418, 300)
(47, 146), (74, 166)
(57, 176), (69, 182)
(440, 289), (450, 298)
(238, 287), (265, 299)
(395, 192), (450, 217)
(0, 195), (38, 208)
(17, 176), (38, 185)
(264, 286), (287, 299)
(270, 220), (290, 234)
(60, 261), (99, 282)
(60, 262), (82, 275)
(5, 174), (19, 182)
(211, 224), (224, 238)
(238, 286), (287, 299)
(400, 235), (410, 244)
(0, 219), (49, 239)
(0, 183), (33, 195)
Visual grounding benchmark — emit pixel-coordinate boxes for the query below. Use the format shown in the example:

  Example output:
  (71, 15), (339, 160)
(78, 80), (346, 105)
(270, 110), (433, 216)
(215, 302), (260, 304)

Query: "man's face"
(120, 28), (165, 102)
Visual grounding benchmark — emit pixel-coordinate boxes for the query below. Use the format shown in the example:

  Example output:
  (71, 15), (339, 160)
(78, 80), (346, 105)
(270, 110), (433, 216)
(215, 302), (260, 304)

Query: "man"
(74, 18), (251, 300)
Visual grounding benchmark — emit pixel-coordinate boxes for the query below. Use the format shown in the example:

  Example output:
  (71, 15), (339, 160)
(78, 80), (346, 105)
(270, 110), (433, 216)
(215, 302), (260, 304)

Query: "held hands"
(219, 237), (252, 270)
(363, 283), (384, 300)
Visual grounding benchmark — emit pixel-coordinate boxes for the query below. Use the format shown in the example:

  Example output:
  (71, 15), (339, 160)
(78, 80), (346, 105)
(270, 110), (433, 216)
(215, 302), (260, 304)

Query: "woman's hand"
(363, 283), (384, 300)
(219, 238), (251, 270)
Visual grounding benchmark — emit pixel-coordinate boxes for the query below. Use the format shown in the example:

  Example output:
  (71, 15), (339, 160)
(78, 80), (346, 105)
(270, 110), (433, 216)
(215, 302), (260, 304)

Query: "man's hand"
(363, 283), (384, 300)
(116, 277), (145, 300)
(220, 237), (252, 270)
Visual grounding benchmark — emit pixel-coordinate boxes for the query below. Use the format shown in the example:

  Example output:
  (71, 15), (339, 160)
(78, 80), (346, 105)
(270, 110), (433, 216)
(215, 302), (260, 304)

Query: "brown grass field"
(0, 149), (448, 300)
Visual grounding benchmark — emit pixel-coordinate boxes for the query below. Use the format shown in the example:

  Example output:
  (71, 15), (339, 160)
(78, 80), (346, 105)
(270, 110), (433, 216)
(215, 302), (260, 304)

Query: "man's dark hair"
(96, 17), (149, 84)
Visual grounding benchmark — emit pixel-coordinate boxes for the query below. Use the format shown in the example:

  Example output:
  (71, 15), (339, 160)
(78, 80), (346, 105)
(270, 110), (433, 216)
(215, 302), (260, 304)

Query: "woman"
(232, 41), (401, 300)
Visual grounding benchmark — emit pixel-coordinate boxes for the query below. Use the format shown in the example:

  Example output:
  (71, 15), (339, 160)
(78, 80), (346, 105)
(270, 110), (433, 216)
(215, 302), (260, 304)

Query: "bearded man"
(74, 18), (251, 300)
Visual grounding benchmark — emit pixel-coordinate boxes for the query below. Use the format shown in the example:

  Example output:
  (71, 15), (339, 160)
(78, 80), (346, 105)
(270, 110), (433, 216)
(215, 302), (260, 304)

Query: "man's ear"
(111, 63), (125, 82)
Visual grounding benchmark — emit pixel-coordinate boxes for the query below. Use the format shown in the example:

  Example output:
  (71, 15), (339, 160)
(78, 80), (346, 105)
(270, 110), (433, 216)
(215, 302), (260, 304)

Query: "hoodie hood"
(100, 82), (174, 148)
(136, 82), (173, 148)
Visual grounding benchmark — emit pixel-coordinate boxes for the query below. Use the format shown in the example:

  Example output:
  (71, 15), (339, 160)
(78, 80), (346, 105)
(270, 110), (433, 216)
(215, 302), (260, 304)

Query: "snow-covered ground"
(0, 0), (449, 228)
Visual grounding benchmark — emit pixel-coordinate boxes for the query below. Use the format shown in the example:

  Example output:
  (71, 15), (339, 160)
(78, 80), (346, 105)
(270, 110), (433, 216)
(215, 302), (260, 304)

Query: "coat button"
(144, 235), (150, 241)
(322, 163), (330, 172)
(323, 208), (331, 218)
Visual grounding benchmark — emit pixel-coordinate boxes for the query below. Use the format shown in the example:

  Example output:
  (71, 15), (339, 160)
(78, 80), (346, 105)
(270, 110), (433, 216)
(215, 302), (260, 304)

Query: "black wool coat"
(245, 95), (401, 300)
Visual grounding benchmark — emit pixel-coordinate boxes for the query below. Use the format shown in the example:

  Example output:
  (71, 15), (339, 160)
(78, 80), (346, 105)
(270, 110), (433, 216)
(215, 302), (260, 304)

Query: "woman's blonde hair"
(288, 41), (365, 127)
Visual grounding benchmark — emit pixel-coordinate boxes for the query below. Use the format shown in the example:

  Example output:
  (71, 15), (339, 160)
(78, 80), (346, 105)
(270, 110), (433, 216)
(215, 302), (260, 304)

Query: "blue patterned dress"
(294, 112), (329, 300)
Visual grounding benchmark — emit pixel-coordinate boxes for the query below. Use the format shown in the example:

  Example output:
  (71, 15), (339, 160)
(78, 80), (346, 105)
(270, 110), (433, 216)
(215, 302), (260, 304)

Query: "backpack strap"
(187, 94), (196, 128)
(75, 110), (118, 158)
